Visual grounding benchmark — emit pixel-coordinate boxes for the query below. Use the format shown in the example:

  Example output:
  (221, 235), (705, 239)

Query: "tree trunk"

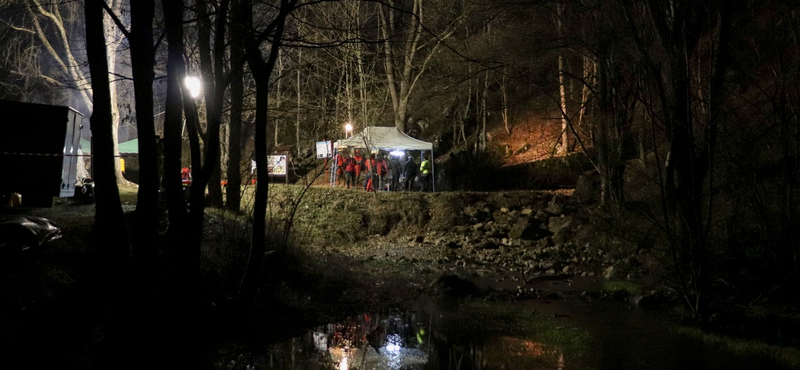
(239, 0), (295, 309)
(161, 0), (204, 365)
(556, 3), (569, 154)
(226, 0), (246, 212)
(297, 51), (302, 149)
(379, 0), (454, 133)
(501, 71), (510, 135)
(577, 55), (595, 138)
(100, 0), (128, 187)
(197, 0), (224, 207)
(84, 0), (129, 262)
(162, 0), (188, 246)
(274, 53), (283, 147)
(480, 70), (488, 151)
(129, 0), (159, 277)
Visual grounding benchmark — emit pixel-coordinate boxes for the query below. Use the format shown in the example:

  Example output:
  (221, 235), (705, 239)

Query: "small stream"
(236, 286), (793, 370)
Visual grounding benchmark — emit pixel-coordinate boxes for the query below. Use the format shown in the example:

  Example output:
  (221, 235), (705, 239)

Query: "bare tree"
(226, 0), (248, 212)
(239, 0), (297, 308)
(4, 0), (129, 184)
(379, 0), (460, 132)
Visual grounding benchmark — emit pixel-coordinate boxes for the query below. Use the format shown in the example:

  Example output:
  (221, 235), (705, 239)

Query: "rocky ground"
(271, 186), (667, 308)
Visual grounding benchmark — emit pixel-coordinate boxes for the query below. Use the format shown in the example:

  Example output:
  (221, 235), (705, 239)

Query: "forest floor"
(2, 186), (800, 368)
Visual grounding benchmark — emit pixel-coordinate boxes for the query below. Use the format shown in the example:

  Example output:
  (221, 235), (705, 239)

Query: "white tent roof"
(334, 126), (432, 151)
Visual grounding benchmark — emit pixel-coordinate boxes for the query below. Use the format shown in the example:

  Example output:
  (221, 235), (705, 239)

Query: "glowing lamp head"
(184, 76), (202, 98)
(345, 123), (353, 132)
(390, 150), (404, 157)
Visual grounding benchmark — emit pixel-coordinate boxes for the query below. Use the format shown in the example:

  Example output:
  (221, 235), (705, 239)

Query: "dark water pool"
(241, 296), (795, 370)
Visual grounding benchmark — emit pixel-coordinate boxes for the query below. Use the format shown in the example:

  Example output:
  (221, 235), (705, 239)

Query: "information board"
(316, 140), (332, 158)
(267, 155), (287, 176)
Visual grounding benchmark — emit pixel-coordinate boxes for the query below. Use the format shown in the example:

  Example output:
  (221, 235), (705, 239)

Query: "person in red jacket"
(376, 154), (388, 191)
(364, 154), (376, 191)
(335, 151), (347, 186)
(344, 154), (355, 189)
(353, 150), (364, 186)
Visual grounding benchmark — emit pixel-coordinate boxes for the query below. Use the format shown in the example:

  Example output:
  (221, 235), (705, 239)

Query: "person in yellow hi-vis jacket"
(419, 153), (432, 192)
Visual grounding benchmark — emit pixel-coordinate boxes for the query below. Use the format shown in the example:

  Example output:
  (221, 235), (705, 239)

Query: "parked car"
(0, 216), (61, 256)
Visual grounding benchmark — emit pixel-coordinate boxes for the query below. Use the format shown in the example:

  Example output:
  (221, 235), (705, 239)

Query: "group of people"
(333, 150), (433, 192)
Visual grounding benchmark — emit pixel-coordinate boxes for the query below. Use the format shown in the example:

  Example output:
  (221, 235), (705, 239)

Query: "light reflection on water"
(245, 294), (798, 370)
(261, 297), (567, 370)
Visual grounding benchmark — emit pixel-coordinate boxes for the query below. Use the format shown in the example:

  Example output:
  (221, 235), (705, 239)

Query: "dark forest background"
(1, 0), (799, 366)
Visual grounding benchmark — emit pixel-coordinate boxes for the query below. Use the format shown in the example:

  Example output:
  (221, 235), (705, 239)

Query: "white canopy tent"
(332, 126), (435, 191)
(334, 126), (432, 151)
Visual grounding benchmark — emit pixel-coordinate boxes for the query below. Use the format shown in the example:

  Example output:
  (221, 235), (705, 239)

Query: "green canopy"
(118, 139), (138, 154)
(80, 138), (91, 155)
(79, 138), (139, 155)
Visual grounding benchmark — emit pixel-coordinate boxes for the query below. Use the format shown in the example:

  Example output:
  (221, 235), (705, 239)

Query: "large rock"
(546, 195), (563, 214)
(547, 215), (575, 235)
(508, 217), (548, 240)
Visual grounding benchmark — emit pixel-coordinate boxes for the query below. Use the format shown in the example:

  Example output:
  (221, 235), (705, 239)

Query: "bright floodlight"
(390, 150), (404, 157)
(345, 123), (353, 132)
(184, 76), (202, 98)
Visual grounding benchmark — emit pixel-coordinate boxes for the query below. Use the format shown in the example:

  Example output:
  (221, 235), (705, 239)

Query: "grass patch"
(602, 280), (639, 294)
(674, 326), (800, 368)
(119, 186), (138, 204)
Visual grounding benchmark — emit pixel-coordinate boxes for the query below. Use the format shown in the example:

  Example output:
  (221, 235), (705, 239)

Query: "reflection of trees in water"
(261, 336), (330, 370)
(430, 336), (565, 370)
(257, 307), (566, 370)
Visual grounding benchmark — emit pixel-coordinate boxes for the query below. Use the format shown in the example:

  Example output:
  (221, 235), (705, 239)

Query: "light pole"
(344, 123), (353, 138)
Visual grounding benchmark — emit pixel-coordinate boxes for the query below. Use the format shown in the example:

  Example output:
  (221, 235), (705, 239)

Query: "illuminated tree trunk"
(556, 2), (569, 154)
(197, 0), (224, 207)
(24, 0), (127, 184)
(226, 0), (246, 212)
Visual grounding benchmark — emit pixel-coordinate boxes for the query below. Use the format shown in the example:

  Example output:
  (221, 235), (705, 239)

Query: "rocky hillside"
(268, 186), (651, 294)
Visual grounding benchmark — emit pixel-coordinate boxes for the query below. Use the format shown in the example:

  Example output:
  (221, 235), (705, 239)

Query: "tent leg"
(431, 149), (435, 193)
(330, 148), (338, 188)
